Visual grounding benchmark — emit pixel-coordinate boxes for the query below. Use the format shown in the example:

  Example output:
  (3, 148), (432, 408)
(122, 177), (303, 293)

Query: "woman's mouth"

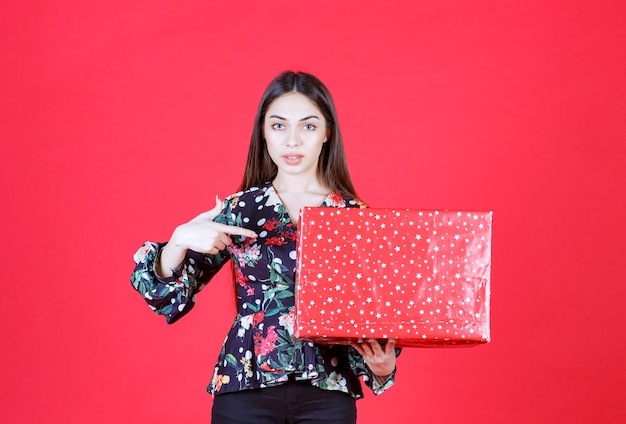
(282, 154), (303, 165)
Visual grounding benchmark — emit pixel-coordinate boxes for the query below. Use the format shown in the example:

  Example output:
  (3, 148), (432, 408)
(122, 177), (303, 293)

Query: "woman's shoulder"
(328, 191), (368, 209)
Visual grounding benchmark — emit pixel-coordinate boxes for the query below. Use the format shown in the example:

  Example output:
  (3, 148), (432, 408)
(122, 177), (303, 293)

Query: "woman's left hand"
(349, 339), (397, 377)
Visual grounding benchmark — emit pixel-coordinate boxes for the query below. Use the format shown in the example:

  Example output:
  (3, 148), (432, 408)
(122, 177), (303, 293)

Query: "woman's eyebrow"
(299, 115), (320, 121)
(267, 114), (321, 121)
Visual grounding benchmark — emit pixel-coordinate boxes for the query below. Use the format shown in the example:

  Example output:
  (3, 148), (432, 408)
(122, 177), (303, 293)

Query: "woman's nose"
(286, 130), (300, 146)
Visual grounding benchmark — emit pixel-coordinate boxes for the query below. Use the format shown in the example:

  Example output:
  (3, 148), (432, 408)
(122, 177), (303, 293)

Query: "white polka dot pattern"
(294, 207), (492, 348)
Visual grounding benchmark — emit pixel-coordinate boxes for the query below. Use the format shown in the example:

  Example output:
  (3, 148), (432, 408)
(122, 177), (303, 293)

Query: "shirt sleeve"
(347, 346), (402, 395)
(130, 240), (229, 324)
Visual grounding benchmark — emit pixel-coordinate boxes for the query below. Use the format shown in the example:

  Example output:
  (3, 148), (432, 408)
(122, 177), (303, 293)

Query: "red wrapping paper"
(294, 207), (492, 347)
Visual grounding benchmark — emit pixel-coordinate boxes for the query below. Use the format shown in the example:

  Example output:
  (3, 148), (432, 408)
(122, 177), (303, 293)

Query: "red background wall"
(2, 1), (625, 423)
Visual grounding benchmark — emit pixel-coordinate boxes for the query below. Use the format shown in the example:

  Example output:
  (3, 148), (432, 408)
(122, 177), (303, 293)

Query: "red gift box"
(294, 207), (492, 348)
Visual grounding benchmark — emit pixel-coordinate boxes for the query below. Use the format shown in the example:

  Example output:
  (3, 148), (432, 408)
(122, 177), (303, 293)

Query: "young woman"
(131, 71), (399, 423)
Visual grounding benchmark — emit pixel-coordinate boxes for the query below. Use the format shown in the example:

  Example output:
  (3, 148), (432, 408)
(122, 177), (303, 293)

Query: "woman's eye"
(271, 123), (284, 130)
(303, 124), (316, 131)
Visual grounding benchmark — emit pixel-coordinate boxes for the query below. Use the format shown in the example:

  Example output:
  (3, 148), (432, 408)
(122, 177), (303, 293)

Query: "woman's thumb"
(198, 196), (223, 221)
(210, 195), (223, 215)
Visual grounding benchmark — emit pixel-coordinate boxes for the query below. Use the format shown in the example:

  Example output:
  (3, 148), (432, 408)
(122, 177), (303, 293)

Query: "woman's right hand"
(157, 196), (257, 277)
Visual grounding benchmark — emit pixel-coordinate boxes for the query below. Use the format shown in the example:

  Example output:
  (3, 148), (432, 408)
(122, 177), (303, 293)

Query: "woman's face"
(263, 91), (329, 182)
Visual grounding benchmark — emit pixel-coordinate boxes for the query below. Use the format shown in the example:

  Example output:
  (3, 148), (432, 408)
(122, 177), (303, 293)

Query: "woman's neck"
(271, 175), (332, 225)
(272, 173), (329, 195)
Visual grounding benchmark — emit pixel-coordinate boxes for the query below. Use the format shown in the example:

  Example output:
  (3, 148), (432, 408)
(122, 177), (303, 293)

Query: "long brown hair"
(239, 71), (358, 198)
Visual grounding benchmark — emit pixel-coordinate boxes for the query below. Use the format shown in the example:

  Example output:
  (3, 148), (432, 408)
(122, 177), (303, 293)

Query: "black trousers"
(211, 379), (357, 424)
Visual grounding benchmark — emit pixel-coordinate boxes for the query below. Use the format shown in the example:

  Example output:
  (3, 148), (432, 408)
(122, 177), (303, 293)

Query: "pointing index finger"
(216, 222), (258, 239)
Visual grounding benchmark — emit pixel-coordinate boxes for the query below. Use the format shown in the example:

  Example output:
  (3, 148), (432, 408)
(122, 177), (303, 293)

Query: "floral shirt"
(130, 182), (398, 399)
